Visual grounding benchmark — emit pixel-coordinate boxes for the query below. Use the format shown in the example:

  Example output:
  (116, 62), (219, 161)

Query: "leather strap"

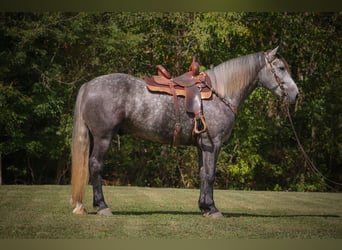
(170, 82), (181, 146)
(157, 65), (171, 79)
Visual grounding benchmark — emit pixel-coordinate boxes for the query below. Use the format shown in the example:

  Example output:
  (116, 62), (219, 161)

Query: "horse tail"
(70, 84), (89, 214)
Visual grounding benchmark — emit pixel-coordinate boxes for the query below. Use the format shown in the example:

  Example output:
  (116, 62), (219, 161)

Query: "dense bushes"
(0, 12), (341, 191)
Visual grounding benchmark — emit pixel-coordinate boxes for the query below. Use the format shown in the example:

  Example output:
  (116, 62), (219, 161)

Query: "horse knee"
(90, 157), (103, 175)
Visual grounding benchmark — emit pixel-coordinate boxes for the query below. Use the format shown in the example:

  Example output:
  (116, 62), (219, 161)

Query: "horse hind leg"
(90, 134), (113, 216)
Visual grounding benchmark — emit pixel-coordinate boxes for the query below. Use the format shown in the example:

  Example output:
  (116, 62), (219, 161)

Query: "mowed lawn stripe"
(0, 185), (341, 239)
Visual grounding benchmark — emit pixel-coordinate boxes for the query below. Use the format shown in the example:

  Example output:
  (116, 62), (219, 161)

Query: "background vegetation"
(0, 12), (341, 191)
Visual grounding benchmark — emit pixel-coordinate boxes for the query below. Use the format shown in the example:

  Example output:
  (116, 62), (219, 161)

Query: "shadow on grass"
(89, 210), (340, 218)
(223, 212), (340, 218)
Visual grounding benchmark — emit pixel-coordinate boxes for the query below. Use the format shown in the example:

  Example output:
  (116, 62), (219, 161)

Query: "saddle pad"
(144, 76), (212, 100)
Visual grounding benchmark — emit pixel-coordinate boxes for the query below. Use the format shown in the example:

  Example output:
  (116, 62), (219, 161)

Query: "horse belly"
(124, 91), (194, 145)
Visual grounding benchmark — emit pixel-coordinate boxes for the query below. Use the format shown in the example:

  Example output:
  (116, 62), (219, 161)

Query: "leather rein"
(266, 54), (342, 190)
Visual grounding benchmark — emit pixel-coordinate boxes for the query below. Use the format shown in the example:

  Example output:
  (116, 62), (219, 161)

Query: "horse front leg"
(90, 135), (113, 216)
(198, 142), (224, 219)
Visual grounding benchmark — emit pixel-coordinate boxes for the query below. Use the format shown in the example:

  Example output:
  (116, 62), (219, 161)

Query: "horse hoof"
(73, 208), (88, 215)
(203, 211), (224, 219)
(210, 211), (224, 219)
(73, 202), (88, 215)
(97, 208), (113, 216)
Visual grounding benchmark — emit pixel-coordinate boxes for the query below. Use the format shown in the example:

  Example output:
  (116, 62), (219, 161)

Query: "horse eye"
(279, 66), (285, 71)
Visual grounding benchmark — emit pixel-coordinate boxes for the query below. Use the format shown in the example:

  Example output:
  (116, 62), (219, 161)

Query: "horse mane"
(207, 52), (265, 99)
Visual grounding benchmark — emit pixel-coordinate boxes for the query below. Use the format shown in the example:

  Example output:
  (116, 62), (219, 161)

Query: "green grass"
(0, 185), (341, 239)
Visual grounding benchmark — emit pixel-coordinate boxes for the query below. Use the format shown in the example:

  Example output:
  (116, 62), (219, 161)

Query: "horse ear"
(272, 46), (279, 55)
(266, 46), (279, 61)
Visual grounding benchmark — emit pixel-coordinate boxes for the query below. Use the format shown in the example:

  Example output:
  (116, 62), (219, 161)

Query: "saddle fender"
(184, 85), (201, 114)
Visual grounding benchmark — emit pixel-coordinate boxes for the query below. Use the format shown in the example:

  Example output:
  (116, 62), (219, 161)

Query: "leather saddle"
(144, 57), (212, 145)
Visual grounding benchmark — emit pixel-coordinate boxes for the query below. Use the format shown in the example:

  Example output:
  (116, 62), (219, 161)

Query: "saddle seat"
(144, 57), (212, 145)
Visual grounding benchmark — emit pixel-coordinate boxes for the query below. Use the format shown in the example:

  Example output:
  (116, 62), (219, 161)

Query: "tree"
(0, 12), (340, 190)
(0, 13), (144, 183)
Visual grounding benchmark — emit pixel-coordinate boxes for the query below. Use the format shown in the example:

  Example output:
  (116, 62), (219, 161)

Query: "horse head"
(258, 47), (299, 104)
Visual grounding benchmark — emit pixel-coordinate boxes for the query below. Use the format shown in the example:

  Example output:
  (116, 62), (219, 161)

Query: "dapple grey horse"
(71, 47), (299, 218)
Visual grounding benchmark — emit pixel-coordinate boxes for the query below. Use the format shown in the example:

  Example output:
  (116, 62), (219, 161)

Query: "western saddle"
(144, 56), (212, 145)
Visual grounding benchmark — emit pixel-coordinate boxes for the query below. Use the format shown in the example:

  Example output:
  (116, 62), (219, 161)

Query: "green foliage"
(103, 135), (199, 188)
(0, 12), (340, 191)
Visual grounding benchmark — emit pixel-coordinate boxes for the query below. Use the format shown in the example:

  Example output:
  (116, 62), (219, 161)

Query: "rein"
(267, 54), (342, 190)
(265, 55), (342, 190)
(284, 103), (342, 190)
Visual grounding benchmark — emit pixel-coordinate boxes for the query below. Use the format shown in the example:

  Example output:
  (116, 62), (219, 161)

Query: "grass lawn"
(0, 185), (341, 239)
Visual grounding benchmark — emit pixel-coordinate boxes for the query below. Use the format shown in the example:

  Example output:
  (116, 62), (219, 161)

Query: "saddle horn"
(189, 55), (200, 76)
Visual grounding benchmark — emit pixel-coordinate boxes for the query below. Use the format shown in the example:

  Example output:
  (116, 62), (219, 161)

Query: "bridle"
(264, 53), (288, 100)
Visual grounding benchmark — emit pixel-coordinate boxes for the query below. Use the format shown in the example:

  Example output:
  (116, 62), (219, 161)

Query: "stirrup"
(193, 115), (207, 134)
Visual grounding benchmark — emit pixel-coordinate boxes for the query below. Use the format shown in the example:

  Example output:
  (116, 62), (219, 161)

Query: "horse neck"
(206, 52), (265, 108)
